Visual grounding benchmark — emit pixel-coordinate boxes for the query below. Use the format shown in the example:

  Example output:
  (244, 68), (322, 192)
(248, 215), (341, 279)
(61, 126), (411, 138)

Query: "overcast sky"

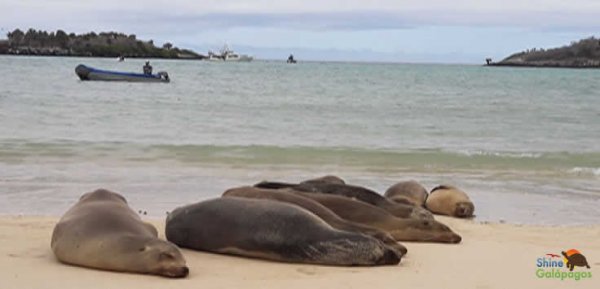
(2, 0), (599, 62)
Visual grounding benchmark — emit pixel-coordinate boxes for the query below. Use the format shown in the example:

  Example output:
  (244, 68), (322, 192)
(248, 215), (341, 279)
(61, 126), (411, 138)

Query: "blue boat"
(75, 64), (170, 83)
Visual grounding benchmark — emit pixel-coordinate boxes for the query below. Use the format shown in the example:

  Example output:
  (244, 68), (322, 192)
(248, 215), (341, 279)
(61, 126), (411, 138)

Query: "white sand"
(0, 216), (598, 289)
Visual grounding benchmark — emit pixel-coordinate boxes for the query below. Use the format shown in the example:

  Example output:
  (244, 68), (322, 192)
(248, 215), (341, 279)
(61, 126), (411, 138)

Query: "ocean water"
(0, 55), (598, 225)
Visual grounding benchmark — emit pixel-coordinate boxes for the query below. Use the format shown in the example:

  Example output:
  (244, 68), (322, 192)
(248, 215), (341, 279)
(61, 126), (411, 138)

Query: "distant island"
(487, 37), (600, 68)
(0, 28), (205, 59)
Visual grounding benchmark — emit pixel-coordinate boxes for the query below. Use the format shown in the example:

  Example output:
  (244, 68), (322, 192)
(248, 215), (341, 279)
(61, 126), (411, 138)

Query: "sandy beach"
(0, 215), (597, 289)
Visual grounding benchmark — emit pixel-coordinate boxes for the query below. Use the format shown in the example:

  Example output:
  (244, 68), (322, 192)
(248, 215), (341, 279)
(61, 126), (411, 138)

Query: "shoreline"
(1, 161), (598, 226)
(0, 53), (205, 60)
(2, 213), (599, 228)
(1, 215), (597, 289)
(485, 62), (600, 69)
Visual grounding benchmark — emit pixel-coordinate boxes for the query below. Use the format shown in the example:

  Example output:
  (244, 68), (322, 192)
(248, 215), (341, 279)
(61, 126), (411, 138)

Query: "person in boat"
(143, 61), (153, 75)
(287, 54), (295, 63)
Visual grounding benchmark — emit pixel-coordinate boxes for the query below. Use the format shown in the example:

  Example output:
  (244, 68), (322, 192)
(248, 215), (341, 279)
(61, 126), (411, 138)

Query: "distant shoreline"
(0, 29), (206, 60)
(0, 52), (205, 60)
(0, 44), (206, 60)
(485, 62), (600, 69)
(485, 37), (600, 69)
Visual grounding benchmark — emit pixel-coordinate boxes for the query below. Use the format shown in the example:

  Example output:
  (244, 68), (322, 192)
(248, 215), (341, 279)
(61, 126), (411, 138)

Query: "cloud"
(1, 0), (598, 63)
(102, 12), (416, 31)
(2, 0), (600, 32)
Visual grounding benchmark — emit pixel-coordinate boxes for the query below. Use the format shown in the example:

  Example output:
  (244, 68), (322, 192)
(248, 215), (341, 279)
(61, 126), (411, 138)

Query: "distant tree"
(23, 28), (38, 46)
(2, 28), (201, 58)
(55, 30), (69, 48)
(7, 29), (25, 46)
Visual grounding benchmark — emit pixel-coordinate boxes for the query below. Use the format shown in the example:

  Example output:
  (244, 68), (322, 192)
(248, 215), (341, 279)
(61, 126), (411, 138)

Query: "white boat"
(206, 45), (253, 62)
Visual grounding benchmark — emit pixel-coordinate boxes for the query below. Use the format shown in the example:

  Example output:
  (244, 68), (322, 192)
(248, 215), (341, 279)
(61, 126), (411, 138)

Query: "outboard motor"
(157, 71), (170, 82)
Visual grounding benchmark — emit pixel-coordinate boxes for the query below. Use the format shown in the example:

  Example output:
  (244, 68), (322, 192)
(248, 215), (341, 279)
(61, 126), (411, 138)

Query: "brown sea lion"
(426, 185), (475, 218)
(291, 191), (461, 243)
(51, 189), (189, 278)
(384, 180), (429, 207)
(222, 186), (407, 256)
(255, 181), (433, 220)
(301, 175), (346, 185)
(165, 197), (400, 266)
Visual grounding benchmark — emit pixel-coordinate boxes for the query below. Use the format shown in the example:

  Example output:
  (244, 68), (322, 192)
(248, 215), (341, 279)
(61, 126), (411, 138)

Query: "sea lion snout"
(454, 202), (474, 218)
(156, 249), (189, 278)
(162, 265), (189, 278)
(376, 247), (401, 265)
(147, 240), (189, 278)
(449, 233), (462, 244)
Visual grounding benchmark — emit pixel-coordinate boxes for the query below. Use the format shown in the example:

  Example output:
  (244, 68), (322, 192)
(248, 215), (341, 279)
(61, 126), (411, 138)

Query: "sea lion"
(291, 191), (461, 243)
(384, 180), (429, 207)
(255, 181), (433, 220)
(165, 197), (400, 266)
(51, 189), (189, 278)
(257, 175), (345, 188)
(426, 185), (475, 218)
(301, 175), (346, 185)
(222, 186), (407, 256)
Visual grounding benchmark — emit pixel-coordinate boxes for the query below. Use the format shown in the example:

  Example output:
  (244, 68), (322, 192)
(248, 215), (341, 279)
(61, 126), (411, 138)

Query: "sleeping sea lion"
(255, 181), (433, 220)
(301, 175), (346, 185)
(290, 191), (461, 243)
(426, 185), (475, 218)
(165, 197), (400, 266)
(222, 186), (406, 256)
(51, 189), (189, 277)
(384, 180), (429, 207)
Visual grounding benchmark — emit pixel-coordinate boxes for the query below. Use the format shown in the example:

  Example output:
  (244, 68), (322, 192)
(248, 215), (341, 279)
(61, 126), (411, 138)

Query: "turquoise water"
(0, 56), (598, 224)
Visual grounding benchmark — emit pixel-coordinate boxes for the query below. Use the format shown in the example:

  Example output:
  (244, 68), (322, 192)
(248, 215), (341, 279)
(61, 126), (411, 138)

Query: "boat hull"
(75, 64), (170, 83)
(206, 55), (253, 62)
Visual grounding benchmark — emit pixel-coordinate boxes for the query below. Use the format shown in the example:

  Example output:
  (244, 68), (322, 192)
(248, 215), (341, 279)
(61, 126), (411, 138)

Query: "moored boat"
(206, 45), (253, 62)
(75, 64), (170, 83)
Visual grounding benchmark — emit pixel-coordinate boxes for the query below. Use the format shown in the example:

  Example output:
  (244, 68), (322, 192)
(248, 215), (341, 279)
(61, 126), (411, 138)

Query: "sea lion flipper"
(143, 222), (159, 237)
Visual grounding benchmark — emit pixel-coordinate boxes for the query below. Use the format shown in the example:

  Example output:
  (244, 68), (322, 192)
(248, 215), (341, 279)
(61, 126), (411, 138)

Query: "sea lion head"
(314, 233), (401, 266)
(138, 238), (189, 278)
(366, 230), (408, 256)
(351, 236), (402, 266)
(409, 206), (435, 220)
(387, 195), (415, 206)
(384, 180), (429, 206)
(391, 219), (462, 244)
(454, 201), (475, 218)
(301, 175), (346, 185)
(79, 188), (127, 204)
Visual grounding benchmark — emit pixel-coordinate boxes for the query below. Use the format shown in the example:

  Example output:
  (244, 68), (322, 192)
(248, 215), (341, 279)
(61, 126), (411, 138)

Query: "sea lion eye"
(138, 247), (146, 252)
(159, 252), (174, 260)
(422, 221), (431, 226)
